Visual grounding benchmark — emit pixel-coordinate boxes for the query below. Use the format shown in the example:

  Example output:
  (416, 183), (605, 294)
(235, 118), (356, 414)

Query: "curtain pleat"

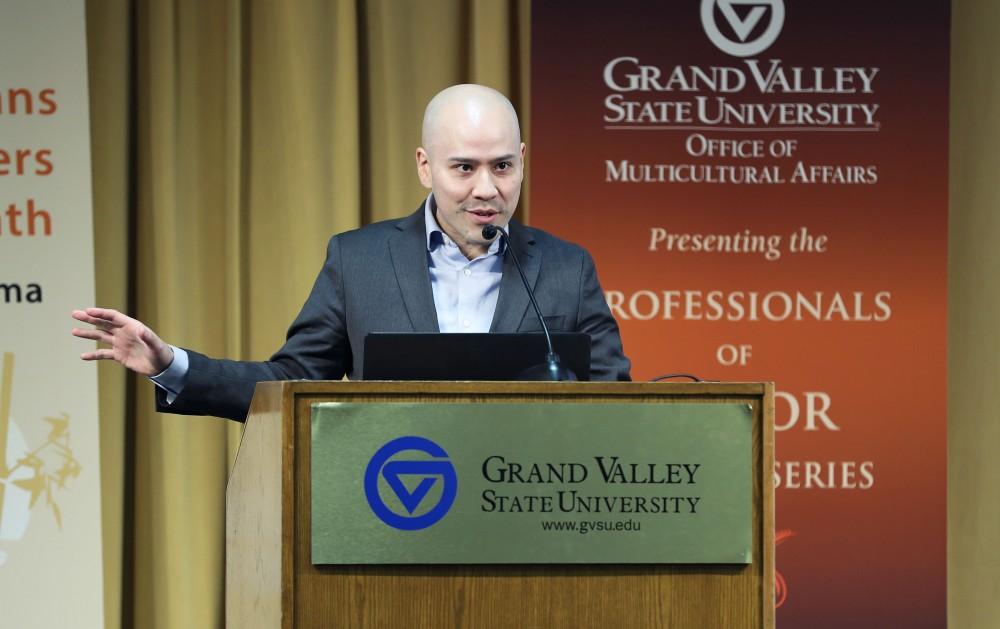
(87, 1), (529, 627)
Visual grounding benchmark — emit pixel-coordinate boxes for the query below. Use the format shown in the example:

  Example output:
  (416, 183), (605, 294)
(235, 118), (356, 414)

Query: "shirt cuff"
(149, 346), (189, 405)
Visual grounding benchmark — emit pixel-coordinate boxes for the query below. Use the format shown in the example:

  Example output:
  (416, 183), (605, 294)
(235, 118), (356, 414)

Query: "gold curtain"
(950, 1), (1000, 628)
(86, 1), (529, 627)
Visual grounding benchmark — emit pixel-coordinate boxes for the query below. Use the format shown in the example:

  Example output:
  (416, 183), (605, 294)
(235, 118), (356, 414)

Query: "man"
(71, 84), (630, 421)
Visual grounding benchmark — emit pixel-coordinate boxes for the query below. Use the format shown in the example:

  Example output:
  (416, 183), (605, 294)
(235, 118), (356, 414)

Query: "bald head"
(421, 84), (521, 155)
(415, 84), (527, 260)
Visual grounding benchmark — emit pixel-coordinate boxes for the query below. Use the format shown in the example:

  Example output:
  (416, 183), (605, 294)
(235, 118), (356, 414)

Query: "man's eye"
(495, 161), (512, 171)
(455, 164), (473, 172)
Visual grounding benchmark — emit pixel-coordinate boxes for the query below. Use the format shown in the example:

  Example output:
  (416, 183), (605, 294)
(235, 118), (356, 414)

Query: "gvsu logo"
(701, 0), (785, 57)
(364, 436), (457, 530)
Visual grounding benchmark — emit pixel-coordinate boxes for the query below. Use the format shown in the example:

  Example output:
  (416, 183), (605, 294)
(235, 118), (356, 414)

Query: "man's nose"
(472, 168), (498, 199)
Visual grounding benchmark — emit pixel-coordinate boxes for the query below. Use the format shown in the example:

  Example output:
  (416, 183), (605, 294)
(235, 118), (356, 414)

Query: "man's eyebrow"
(446, 154), (517, 163)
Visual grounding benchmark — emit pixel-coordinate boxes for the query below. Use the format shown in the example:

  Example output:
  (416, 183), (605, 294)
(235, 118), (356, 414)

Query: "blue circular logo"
(364, 436), (458, 531)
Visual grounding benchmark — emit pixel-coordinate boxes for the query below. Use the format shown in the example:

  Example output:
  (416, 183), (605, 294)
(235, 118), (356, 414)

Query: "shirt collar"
(423, 194), (504, 256)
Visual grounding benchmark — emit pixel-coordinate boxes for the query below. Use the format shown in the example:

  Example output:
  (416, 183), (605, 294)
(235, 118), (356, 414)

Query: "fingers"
(86, 307), (129, 325)
(71, 307), (127, 328)
(71, 313), (115, 333)
(72, 310), (118, 329)
(80, 349), (115, 361)
(71, 310), (97, 324)
(71, 327), (113, 343)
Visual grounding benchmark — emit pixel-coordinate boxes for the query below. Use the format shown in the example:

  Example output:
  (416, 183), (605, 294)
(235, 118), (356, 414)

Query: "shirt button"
(462, 320), (471, 328)
(464, 268), (471, 276)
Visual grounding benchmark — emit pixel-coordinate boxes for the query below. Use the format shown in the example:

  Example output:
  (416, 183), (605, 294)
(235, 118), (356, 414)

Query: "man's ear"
(416, 147), (432, 189)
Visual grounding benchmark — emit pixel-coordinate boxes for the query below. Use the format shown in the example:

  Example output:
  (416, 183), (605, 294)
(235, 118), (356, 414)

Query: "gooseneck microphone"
(482, 224), (577, 381)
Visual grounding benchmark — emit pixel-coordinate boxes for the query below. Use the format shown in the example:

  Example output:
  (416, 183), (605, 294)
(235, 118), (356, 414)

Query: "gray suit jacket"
(158, 206), (630, 420)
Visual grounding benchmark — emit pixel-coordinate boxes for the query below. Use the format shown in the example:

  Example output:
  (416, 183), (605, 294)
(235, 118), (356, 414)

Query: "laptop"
(362, 333), (591, 381)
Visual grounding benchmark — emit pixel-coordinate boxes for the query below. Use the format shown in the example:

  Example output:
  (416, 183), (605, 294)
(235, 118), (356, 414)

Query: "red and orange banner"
(531, 2), (948, 626)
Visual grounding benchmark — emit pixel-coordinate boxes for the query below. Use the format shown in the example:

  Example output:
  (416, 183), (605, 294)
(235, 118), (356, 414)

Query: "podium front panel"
(226, 381), (774, 629)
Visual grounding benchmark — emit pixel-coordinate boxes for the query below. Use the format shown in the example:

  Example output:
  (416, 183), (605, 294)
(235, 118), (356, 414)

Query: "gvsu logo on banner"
(364, 436), (458, 530)
(701, 0), (785, 57)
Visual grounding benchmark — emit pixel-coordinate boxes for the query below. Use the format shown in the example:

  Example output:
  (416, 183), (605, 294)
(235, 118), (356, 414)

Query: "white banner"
(0, 0), (104, 627)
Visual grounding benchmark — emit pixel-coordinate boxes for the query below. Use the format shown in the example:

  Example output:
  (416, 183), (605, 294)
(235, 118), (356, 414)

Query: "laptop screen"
(362, 333), (591, 381)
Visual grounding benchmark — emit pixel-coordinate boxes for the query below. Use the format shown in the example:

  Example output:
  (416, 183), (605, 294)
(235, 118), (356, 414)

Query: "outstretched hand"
(71, 307), (174, 376)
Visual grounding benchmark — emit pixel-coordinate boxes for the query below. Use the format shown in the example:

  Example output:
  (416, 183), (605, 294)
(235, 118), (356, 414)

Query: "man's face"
(416, 103), (526, 258)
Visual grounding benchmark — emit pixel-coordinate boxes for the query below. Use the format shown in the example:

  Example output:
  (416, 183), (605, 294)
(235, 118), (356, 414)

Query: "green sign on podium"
(311, 402), (752, 564)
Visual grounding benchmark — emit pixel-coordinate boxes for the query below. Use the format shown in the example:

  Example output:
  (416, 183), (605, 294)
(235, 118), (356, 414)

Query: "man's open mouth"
(466, 209), (499, 223)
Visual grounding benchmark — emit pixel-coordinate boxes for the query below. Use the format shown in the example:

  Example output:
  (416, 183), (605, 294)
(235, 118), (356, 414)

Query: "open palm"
(71, 307), (174, 376)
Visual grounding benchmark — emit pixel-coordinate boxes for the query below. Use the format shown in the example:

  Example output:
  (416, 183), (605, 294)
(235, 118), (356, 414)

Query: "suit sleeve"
(576, 250), (631, 381)
(155, 235), (352, 421)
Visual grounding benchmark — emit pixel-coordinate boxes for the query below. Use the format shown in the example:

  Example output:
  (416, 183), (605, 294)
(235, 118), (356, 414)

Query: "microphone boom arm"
(483, 224), (576, 381)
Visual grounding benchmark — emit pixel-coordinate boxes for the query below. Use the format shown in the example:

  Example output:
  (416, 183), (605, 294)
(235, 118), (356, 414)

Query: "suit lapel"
(388, 207), (440, 332)
(490, 220), (540, 333)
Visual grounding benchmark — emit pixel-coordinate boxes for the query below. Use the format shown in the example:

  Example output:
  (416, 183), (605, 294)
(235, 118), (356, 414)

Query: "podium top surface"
(258, 380), (771, 398)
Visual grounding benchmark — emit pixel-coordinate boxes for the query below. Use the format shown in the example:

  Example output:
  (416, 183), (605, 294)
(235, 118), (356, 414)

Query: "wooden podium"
(226, 381), (774, 628)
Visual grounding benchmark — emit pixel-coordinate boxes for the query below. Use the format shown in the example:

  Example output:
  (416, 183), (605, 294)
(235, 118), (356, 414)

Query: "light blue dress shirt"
(151, 195), (506, 401)
(424, 197), (504, 333)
